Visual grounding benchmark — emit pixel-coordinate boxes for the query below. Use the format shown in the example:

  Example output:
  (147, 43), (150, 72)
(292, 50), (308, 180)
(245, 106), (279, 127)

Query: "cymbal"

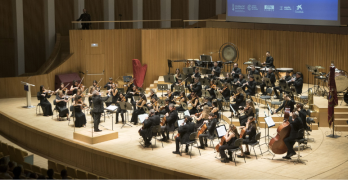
(249, 58), (256, 61)
(243, 61), (253, 65)
(315, 66), (325, 69)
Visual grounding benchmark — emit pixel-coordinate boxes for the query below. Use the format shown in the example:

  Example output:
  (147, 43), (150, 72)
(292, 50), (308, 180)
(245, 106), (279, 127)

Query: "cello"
(268, 107), (291, 154)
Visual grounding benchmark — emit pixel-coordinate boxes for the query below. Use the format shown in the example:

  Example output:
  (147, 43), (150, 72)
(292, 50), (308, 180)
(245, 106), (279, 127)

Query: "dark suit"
(274, 75), (292, 97)
(140, 114), (160, 145)
(265, 56), (274, 68)
(175, 122), (195, 151)
(276, 99), (295, 113)
(199, 118), (217, 146)
(249, 69), (260, 76)
(260, 72), (276, 95)
(161, 110), (178, 139)
(284, 117), (303, 155)
(212, 66), (221, 78)
(190, 82), (202, 97)
(231, 94), (245, 114)
(298, 109), (308, 130)
(92, 95), (109, 131)
(103, 82), (113, 90)
(76, 13), (91, 29)
(232, 67), (241, 79)
(245, 80), (256, 96)
(293, 77), (303, 94)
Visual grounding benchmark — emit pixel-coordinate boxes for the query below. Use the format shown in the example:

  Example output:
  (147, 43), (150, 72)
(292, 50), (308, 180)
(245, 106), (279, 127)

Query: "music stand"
(254, 74), (262, 85)
(260, 111), (275, 158)
(123, 76), (132, 82)
(120, 102), (133, 128)
(263, 78), (272, 87)
(117, 88), (125, 94)
(21, 81), (35, 108)
(183, 67), (194, 75)
(163, 75), (175, 84)
(279, 81), (291, 94)
(157, 84), (168, 97)
(202, 90), (210, 97)
(174, 85), (185, 94)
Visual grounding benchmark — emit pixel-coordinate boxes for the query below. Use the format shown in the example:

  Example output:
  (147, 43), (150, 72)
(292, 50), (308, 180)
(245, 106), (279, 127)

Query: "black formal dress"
(175, 122), (195, 152)
(242, 125), (257, 144)
(220, 88), (230, 101)
(189, 82), (202, 97)
(105, 90), (119, 107)
(239, 107), (254, 126)
(130, 101), (146, 125)
(76, 13), (91, 29)
(37, 92), (53, 116)
(284, 117), (303, 155)
(73, 106), (87, 127)
(189, 98), (200, 115)
(275, 99), (295, 113)
(55, 97), (69, 118)
(161, 110), (179, 140)
(91, 95), (109, 131)
(260, 72), (276, 95)
(265, 56), (274, 68)
(199, 118), (217, 147)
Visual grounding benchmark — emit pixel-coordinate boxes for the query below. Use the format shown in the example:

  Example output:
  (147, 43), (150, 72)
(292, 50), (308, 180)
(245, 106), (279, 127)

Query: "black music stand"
(117, 88), (125, 94)
(263, 78), (272, 87)
(163, 75), (175, 84)
(202, 90), (210, 97)
(120, 102), (133, 128)
(123, 76), (132, 82)
(260, 111), (275, 158)
(183, 67), (194, 75)
(253, 74), (262, 85)
(175, 85), (185, 94)
(157, 84), (168, 98)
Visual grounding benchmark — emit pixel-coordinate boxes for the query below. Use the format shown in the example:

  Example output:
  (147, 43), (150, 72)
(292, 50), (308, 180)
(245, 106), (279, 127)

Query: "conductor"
(91, 90), (109, 132)
(76, 9), (91, 30)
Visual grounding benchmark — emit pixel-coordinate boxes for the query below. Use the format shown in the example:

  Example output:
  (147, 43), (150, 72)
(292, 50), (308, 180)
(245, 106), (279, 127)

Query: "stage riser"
(334, 112), (348, 118)
(259, 122), (319, 130)
(335, 125), (348, 131)
(334, 119), (348, 125)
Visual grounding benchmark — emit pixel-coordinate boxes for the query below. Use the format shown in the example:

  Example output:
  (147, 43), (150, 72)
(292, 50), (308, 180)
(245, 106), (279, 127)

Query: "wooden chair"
(88, 173), (98, 179)
(23, 162), (33, 171)
(41, 168), (48, 177)
(56, 162), (67, 173)
(66, 166), (77, 179)
(54, 172), (61, 179)
(31, 165), (42, 175)
(48, 160), (58, 172)
(76, 169), (88, 179)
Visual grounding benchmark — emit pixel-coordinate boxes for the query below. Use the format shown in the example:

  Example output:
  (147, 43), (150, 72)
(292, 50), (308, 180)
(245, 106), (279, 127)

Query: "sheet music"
(264, 116), (275, 128)
(177, 119), (185, 127)
(216, 125), (227, 138)
(138, 114), (149, 123)
(184, 110), (190, 116)
(105, 105), (118, 111)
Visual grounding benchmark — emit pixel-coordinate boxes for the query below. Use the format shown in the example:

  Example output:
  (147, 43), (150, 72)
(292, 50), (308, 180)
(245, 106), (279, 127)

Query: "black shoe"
(160, 138), (167, 141)
(237, 155), (245, 158)
(198, 146), (205, 149)
(289, 152), (297, 157)
(205, 143), (208, 147)
(94, 129), (102, 132)
(185, 148), (189, 153)
(221, 158), (230, 163)
(244, 152), (250, 155)
(115, 121), (118, 124)
(274, 96), (280, 99)
(228, 116), (232, 118)
(282, 156), (291, 159)
(228, 156), (233, 161)
(172, 151), (180, 154)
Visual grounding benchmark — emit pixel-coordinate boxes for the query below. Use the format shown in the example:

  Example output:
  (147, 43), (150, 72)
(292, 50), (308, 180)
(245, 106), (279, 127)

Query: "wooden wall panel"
(23, 0), (46, 73)
(143, 0), (161, 29)
(0, 0), (14, 38)
(199, 0), (216, 19)
(171, 0), (188, 28)
(55, 0), (74, 36)
(85, 0), (104, 29)
(114, 0), (133, 29)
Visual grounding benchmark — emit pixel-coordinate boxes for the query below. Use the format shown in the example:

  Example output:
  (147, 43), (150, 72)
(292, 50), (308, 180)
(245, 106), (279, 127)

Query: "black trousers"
(161, 126), (169, 139)
(189, 108), (198, 115)
(116, 109), (126, 123)
(82, 23), (89, 30)
(93, 113), (101, 131)
(273, 86), (282, 97)
(141, 129), (152, 145)
(230, 104), (240, 115)
(284, 136), (296, 155)
(219, 144), (238, 159)
(199, 133), (209, 146)
(175, 137), (188, 152)
(260, 83), (274, 94)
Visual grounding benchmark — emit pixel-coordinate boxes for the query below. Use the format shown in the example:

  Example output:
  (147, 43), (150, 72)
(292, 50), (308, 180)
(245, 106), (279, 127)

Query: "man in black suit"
(189, 77), (202, 97)
(296, 103), (309, 131)
(275, 94), (295, 114)
(103, 77), (114, 90)
(186, 67), (201, 87)
(283, 112), (303, 159)
(91, 91), (110, 132)
(140, 109), (160, 147)
(249, 65), (260, 76)
(289, 72), (304, 95)
(198, 113), (217, 149)
(173, 115), (195, 154)
(76, 9), (91, 30)
(245, 75), (256, 96)
(260, 68), (276, 95)
(274, 71), (292, 99)
(262, 51), (274, 68)
(160, 104), (178, 141)
(234, 74), (246, 88)
(212, 62), (221, 78)
(231, 63), (241, 79)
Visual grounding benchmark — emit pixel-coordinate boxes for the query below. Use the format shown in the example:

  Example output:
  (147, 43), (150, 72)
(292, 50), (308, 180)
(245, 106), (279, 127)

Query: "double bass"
(268, 108), (291, 154)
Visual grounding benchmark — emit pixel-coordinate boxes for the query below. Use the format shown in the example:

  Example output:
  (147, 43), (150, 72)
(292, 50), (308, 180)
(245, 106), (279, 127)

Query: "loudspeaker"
(55, 73), (81, 95)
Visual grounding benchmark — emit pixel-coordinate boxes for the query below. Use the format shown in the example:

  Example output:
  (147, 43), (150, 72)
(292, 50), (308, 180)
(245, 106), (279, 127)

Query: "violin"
(195, 112), (202, 118)
(210, 84), (216, 90)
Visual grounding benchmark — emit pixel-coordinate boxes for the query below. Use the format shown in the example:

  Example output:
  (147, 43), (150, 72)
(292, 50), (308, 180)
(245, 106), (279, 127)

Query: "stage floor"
(0, 95), (348, 179)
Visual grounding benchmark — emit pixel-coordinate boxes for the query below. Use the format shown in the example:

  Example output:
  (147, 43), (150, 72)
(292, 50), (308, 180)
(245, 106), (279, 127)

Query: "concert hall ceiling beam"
(44, 0), (56, 60)
(133, 0), (143, 29)
(160, 0), (171, 28)
(13, 0), (25, 76)
(188, 0), (199, 25)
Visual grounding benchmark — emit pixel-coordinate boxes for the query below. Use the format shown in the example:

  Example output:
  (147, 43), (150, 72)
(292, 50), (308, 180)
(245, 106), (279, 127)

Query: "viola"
(268, 108), (291, 154)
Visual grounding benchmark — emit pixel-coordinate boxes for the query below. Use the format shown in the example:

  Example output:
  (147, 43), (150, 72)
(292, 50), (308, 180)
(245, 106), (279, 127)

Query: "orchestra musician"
(55, 83), (67, 99)
(248, 65), (260, 76)
(103, 77), (114, 91)
(212, 61), (221, 78)
(220, 72), (233, 84)
(91, 90), (110, 132)
(274, 71), (292, 99)
(233, 74), (246, 88)
(54, 91), (70, 121)
(70, 80), (84, 95)
(244, 75), (256, 97)
(125, 78), (135, 94)
(171, 68), (182, 91)
(289, 72), (304, 95)
(115, 93), (127, 124)
(193, 105), (210, 130)
(130, 94), (147, 125)
(126, 85), (138, 110)
(260, 68), (276, 95)
(174, 91), (187, 112)
(92, 80), (101, 92)
(186, 67), (200, 87)
(219, 124), (240, 163)
(275, 94), (295, 114)
(188, 77), (202, 97)
(140, 109), (160, 147)
(105, 83), (119, 107)
(72, 95), (87, 127)
(229, 87), (246, 117)
(37, 85), (53, 116)
(283, 111), (303, 159)
(197, 97), (212, 112)
(172, 115), (195, 154)
(160, 104), (178, 142)
(188, 92), (200, 115)
(238, 117), (257, 158)
(205, 79), (217, 99)
(149, 89), (158, 100)
(159, 99), (170, 115)
(238, 100), (255, 126)
(162, 90), (175, 104)
(198, 113), (217, 149)
(211, 100), (220, 118)
(218, 82), (230, 101)
(296, 103), (309, 131)
(262, 51), (274, 68)
(172, 78), (183, 96)
(231, 63), (241, 79)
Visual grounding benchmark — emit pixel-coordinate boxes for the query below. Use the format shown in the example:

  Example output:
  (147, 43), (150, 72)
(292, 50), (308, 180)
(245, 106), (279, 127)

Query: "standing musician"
(289, 72), (304, 95)
(160, 104), (178, 142)
(188, 77), (202, 97)
(283, 111), (303, 159)
(218, 82), (230, 101)
(231, 63), (242, 79)
(130, 94), (147, 125)
(262, 51), (274, 68)
(104, 77), (114, 91)
(296, 103), (308, 131)
(115, 93), (127, 124)
(91, 90), (110, 132)
(172, 115), (195, 154)
(193, 105), (210, 130)
(205, 79), (217, 99)
(125, 78), (135, 93)
(92, 80), (101, 92)
(140, 109), (160, 147)
(230, 87), (246, 117)
(174, 91), (187, 112)
(37, 85), (53, 116)
(158, 99), (170, 115)
(238, 117), (257, 158)
(248, 65), (260, 76)
(274, 71), (292, 99)
(105, 83), (119, 107)
(70, 80), (85, 95)
(260, 68), (276, 95)
(212, 61), (221, 78)
(54, 91), (70, 121)
(171, 68), (182, 91)
(275, 94), (295, 114)
(233, 74), (246, 88)
(73, 95), (87, 127)
(126, 85), (139, 110)
(219, 124), (240, 163)
(238, 100), (255, 126)
(188, 92), (200, 115)
(198, 113), (217, 149)
(244, 75), (256, 97)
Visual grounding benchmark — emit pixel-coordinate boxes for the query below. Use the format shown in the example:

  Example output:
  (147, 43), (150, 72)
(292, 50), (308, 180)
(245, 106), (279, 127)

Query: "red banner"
(328, 66), (338, 127)
(132, 59), (147, 88)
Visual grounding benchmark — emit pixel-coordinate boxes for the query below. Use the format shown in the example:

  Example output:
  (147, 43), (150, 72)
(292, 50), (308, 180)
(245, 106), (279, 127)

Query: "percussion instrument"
(316, 66), (325, 69)
(246, 66), (261, 70)
(344, 92), (348, 104)
(276, 68), (294, 72)
(243, 61), (253, 65)
(260, 68), (275, 72)
(326, 69), (348, 92)
(249, 58), (256, 61)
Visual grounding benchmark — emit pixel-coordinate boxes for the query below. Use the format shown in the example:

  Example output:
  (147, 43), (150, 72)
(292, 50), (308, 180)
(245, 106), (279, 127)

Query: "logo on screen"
(248, 4), (251, 11)
(232, 4), (234, 11)
(264, 5), (274, 11)
(295, 4), (304, 13)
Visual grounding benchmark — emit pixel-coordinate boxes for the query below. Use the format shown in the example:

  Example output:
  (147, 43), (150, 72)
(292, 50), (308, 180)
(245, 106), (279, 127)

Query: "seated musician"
(205, 79), (217, 99)
(172, 78), (183, 96)
(130, 94), (147, 125)
(289, 72), (303, 95)
(115, 93), (127, 124)
(72, 95), (87, 127)
(70, 80), (84, 95)
(125, 78), (135, 94)
(126, 85), (139, 110)
(275, 94), (295, 114)
(149, 89), (157, 100)
(233, 74), (246, 88)
(198, 97), (212, 112)
(188, 92), (200, 115)
(296, 103), (309, 131)
(55, 83), (67, 99)
(192, 105), (210, 131)
(249, 65), (260, 76)
(93, 80), (101, 92)
(162, 90), (175, 104)
(274, 71), (292, 99)
(171, 68), (182, 92)
(218, 82), (230, 101)
(55, 91), (70, 121)
(260, 68), (276, 95)
(37, 85), (53, 116)
(283, 111), (303, 159)
(244, 75), (256, 97)
(221, 72), (233, 84)
(219, 124), (240, 163)
(239, 99), (255, 126)
(140, 109), (160, 147)
(186, 67), (201, 87)
(188, 77), (202, 97)
(158, 99), (170, 115)
(231, 63), (242, 79)
(229, 87), (246, 117)
(211, 100), (220, 118)
(160, 104), (178, 141)
(198, 113), (217, 149)
(173, 115), (195, 154)
(212, 61), (221, 78)
(238, 117), (257, 158)
(175, 91), (187, 112)
(104, 77), (114, 91)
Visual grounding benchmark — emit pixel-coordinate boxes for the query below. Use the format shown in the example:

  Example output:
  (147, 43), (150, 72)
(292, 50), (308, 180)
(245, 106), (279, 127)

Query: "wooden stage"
(0, 91), (348, 179)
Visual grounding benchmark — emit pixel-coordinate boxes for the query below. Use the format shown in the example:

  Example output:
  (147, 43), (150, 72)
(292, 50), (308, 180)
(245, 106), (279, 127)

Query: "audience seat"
(31, 165), (42, 175)
(23, 162), (32, 171)
(77, 169), (88, 179)
(67, 166), (77, 178)
(40, 168), (48, 177)
(88, 173), (98, 179)
(54, 172), (61, 179)
(56, 162), (67, 173)
(48, 160), (58, 172)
